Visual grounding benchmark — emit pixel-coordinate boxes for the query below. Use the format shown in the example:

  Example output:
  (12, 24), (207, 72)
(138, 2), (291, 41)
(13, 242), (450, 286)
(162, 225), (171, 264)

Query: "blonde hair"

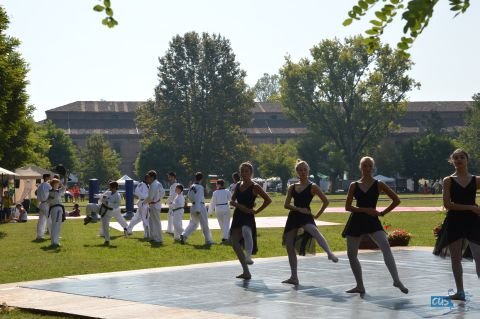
(359, 156), (375, 169)
(449, 148), (469, 164)
(295, 159), (310, 172)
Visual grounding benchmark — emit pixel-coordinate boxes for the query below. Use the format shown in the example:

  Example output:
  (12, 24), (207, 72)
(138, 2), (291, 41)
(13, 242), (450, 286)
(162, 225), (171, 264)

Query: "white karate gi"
(99, 190), (123, 242)
(167, 181), (179, 233)
(145, 179), (165, 243)
(171, 192), (185, 240)
(36, 181), (51, 239)
(127, 182), (150, 237)
(47, 186), (66, 246)
(208, 188), (232, 240)
(182, 183), (213, 244)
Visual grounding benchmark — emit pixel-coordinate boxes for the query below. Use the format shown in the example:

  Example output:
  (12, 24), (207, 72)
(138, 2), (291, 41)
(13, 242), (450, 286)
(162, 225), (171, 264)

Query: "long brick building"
(45, 101), (471, 177)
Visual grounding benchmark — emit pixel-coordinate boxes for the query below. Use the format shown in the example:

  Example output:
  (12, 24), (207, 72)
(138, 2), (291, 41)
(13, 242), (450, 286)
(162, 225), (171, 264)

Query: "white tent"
(374, 174), (396, 189)
(116, 175), (135, 185)
(14, 166), (55, 202)
(0, 167), (17, 176)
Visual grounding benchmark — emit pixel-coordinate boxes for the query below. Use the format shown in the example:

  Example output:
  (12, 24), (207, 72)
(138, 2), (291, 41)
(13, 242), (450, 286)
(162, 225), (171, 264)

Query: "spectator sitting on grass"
(68, 203), (81, 217)
(9, 204), (28, 223)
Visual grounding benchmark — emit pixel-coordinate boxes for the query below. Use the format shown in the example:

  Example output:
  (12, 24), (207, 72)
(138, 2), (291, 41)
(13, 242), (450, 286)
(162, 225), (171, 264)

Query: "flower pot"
(388, 237), (410, 247)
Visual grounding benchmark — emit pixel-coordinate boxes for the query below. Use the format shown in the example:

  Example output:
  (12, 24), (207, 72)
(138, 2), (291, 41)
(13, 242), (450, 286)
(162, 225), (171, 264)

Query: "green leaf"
(397, 41), (409, 50)
(375, 11), (387, 21)
(102, 17), (109, 25)
(343, 18), (353, 26)
(105, 7), (113, 17)
(366, 0), (376, 4)
(93, 5), (104, 12)
(370, 19), (383, 26)
(358, 1), (368, 10)
(104, 0), (111, 8)
(353, 6), (363, 14)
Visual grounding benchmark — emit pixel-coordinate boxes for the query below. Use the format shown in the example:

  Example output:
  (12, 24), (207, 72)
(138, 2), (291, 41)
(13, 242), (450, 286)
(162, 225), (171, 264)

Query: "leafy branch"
(344, 0), (471, 56)
(93, 0), (118, 28)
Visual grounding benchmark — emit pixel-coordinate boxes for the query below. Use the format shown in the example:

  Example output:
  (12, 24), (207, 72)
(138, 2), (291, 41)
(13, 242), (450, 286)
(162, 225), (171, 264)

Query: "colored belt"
(173, 207), (184, 212)
(217, 203), (228, 206)
(192, 202), (205, 205)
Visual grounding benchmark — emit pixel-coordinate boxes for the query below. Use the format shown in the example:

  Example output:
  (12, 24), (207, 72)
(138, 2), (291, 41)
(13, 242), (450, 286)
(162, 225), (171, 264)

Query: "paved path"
(2, 247), (479, 318)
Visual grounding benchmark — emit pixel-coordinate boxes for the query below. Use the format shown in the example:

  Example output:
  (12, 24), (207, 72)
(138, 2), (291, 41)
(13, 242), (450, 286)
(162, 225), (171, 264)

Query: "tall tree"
(134, 136), (185, 182)
(255, 141), (298, 194)
(40, 121), (79, 172)
(280, 36), (418, 178)
(458, 93), (480, 170)
(401, 133), (456, 191)
(78, 134), (121, 186)
(0, 6), (40, 169)
(344, 0), (473, 55)
(137, 32), (255, 176)
(253, 73), (281, 102)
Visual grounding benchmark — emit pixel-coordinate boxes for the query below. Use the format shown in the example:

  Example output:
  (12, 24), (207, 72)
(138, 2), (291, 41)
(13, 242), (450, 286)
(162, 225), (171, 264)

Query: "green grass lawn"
(1, 200), (444, 318)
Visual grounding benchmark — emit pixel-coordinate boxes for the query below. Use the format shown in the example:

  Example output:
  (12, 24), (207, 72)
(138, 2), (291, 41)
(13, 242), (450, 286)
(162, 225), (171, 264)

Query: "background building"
(46, 101), (471, 177)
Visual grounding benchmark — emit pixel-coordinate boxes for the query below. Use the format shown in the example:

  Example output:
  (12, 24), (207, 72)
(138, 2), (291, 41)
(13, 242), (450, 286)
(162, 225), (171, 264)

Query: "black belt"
(99, 204), (113, 218)
(173, 207), (184, 212)
(192, 202), (205, 205)
(217, 203), (228, 206)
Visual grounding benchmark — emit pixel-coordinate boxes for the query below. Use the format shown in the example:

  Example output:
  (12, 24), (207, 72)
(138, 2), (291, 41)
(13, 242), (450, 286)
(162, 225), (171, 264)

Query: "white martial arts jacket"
(187, 183), (206, 214)
(145, 180), (165, 210)
(208, 188), (232, 214)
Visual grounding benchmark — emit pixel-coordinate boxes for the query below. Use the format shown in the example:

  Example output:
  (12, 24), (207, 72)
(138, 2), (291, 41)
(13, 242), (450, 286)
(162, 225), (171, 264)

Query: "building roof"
(46, 100), (473, 115)
(46, 101), (145, 113)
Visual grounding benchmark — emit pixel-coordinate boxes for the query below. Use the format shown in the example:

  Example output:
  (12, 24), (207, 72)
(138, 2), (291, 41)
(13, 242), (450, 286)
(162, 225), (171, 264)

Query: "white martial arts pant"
(36, 202), (50, 239)
(49, 205), (63, 246)
(167, 207), (174, 233)
(172, 209), (184, 240)
(99, 207), (128, 236)
(148, 205), (163, 243)
(183, 210), (213, 243)
(127, 203), (149, 237)
(215, 208), (231, 240)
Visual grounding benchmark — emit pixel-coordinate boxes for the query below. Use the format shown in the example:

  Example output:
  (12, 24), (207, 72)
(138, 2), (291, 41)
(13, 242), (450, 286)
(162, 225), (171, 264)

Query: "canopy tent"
(374, 174), (396, 189)
(14, 166), (56, 203)
(0, 167), (17, 176)
(116, 175), (135, 185)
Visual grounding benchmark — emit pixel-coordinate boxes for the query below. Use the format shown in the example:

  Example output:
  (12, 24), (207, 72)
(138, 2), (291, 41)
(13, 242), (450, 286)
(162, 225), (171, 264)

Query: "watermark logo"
(431, 296), (454, 308)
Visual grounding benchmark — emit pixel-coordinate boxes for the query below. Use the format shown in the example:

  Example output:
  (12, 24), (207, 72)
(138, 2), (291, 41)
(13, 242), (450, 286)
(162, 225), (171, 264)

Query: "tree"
(255, 141), (298, 194)
(134, 136), (185, 182)
(78, 134), (121, 186)
(0, 7), (41, 169)
(458, 93), (480, 170)
(280, 36), (418, 178)
(40, 121), (79, 172)
(344, 0), (473, 55)
(371, 138), (404, 177)
(253, 73), (281, 102)
(137, 31), (255, 176)
(401, 133), (456, 191)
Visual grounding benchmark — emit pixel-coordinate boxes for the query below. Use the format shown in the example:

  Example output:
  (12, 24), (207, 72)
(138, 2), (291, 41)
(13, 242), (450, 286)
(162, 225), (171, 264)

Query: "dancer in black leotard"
(343, 156), (408, 294)
(230, 162), (272, 280)
(282, 160), (338, 285)
(433, 149), (480, 301)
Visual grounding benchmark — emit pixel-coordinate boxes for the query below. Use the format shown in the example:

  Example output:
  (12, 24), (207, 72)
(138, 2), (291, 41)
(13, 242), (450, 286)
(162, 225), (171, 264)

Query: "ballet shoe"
(449, 292), (465, 301)
(328, 254), (339, 263)
(346, 287), (365, 294)
(236, 273), (251, 280)
(281, 278), (299, 285)
(393, 282), (409, 294)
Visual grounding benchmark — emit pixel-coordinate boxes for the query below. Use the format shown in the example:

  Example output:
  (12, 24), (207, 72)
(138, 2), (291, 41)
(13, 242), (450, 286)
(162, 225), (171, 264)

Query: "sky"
(2, 0), (479, 121)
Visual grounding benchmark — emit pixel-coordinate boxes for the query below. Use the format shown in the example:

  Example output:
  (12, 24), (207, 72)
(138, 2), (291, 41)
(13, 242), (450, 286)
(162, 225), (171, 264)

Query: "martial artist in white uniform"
(127, 176), (150, 237)
(229, 172), (240, 193)
(208, 179), (232, 242)
(36, 174), (52, 240)
(145, 170), (165, 244)
(181, 172), (214, 245)
(171, 184), (185, 241)
(47, 177), (67, 247)
(166, 172), (179, 235)
(100, 181), (123, 245)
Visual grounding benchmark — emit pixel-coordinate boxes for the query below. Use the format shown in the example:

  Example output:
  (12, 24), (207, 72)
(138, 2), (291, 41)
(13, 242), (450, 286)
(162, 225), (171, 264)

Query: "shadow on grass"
(0, 231), (7, 239)
(41, 245), (62, 253)
(192, 244), (213, 250)
(32, 238), (48, 243)
(150, 241), (164, 248)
